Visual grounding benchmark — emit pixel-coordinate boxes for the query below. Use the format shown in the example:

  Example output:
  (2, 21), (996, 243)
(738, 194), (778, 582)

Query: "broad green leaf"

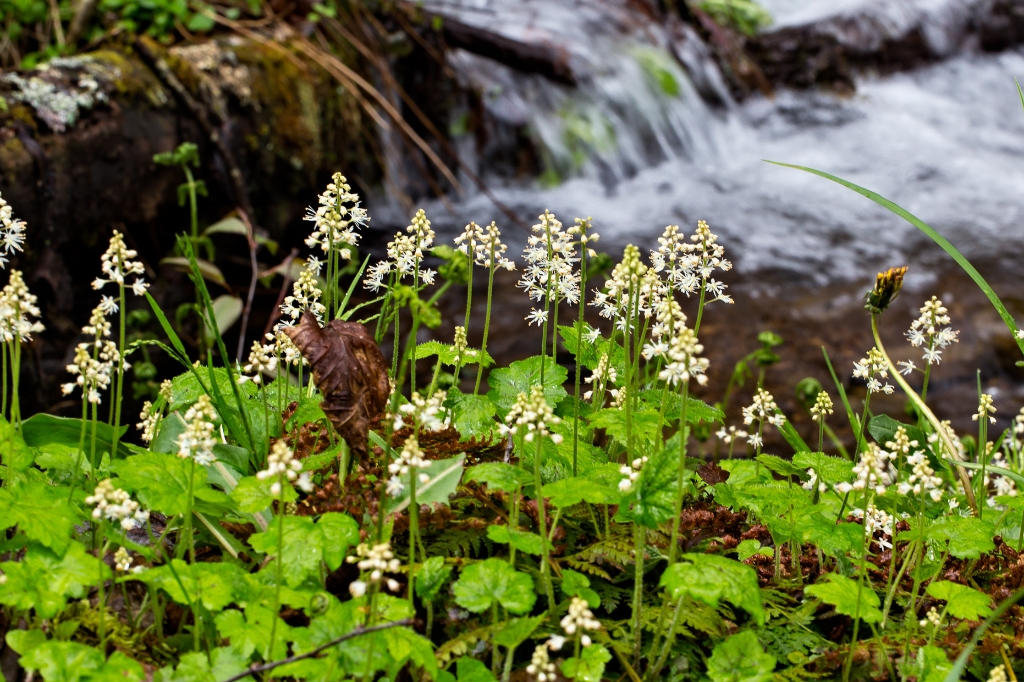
(867, 415), (928, 452)
(155, 646), (248, 682)
(770, 162), (1024, 355)
(150, 411), (186, 455)
(927, 516), (996, 559)
(382, 626), (438, 679)
(415, 340), (493, 368)
(587, 408), (662, 452)
(167, 366), (256, 413)
(388, 454), (465, 514)
(231, 473), (297, 514)
(660, 554), (765, 625)
(5, 629), (47, 655)
(795, 513), (861, 559)
(558, 325), (627, 377)
(111, 452), (233, 517)
(706, 631), (776, 682)
(19, 640), (144, 682)
(638, 389), (724, 424)
(465, 462), (531, 493)
(487, 525), (543, 555)
(926, 581), (992, 620)
(454, 657), (496, 682)
(543, 474), (620, 507)
(791, 451), (853, 485)
(318, 512), (360, 571)
(755, 454), (803, 478)
(202, 216), (247, 236)
(285, 395), (328, 434)
(248, 516), (324, 587)
(415, 556), (453, 601)
(453, 558), (537, 614)
(487, 356), (567, 416)
(735, 539), (772, 562)
(445, 388), (498, 440)
(161, 256), (227, 288)
(560, 569), (600, 608)
(805, 573), (882, 624)
(215, 605), (291, 660)
(21, 413), (129, 460)
(561, 644), (611, 682)
(901, 645), (952, 682)
(135, 560), (244, 611)
(0, 413), (32, 471)
(0, 541), (109, 618)
(211, 443), (250, 473)
(0, 481), (79, 555)
(492, 614), (546, 649)
(622, 439), (691, 529)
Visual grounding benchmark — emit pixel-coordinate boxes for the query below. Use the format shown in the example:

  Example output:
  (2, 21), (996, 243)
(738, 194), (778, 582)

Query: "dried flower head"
(865, 266), (907, 314)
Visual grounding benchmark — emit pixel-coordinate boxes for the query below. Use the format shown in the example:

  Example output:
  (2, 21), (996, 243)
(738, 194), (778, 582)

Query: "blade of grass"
(336, 254), (370, 320)
(823, 346), (859, 436)
(145, 291), (212, 397)
(770, 162), (1023, 354)
(180, 236), (256, 451)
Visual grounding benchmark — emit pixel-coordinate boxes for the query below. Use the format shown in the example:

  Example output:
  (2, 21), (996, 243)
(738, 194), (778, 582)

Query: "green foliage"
(445, 389), (498, 440)
(926, 516), (996, 559)
(926, 581), (992, 620)
(698, 0), (773, 36)
(0, 541), (109, 618)
(248, 513), (358, 585)
(706, 631), (776, 682)
(453, 558), (537, 614)
(805, 573), (882, 624)
(465, 462), (531, 492)
(486, 355), (568, 416)
(387, 454), (465, 513)
(660, 554), (765, 625)
(0, 481), (79, 555)
(562, 644), (611, 682)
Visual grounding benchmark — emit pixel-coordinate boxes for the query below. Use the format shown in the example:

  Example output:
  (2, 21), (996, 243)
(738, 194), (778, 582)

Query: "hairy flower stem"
(880, 538), (918, 628)
(109, 287), (126, 457)
(473, 258), (496, 395)
(843, 493), (873, 682)
(631, 523), (645, 664)
(97, 535), (110, 654)
(183, 458), (201, 653)
(532, 436), (555, 608)
(571, 233), (589, 476)
(10, 338), (20, 427)
(977, 373), (988, 519)
(408, 473), (421, 609)
(1, 342), (7, 420)
(870, 314), (977, 514)
(666, 381), (690, 567)
(267, 470), (286, 660)
(67, 399), (89, 501)
(648, 595), (686, 680)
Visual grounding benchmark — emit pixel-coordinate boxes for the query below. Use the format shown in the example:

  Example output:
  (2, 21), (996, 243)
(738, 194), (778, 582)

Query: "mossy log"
(0, 36), (378, 414)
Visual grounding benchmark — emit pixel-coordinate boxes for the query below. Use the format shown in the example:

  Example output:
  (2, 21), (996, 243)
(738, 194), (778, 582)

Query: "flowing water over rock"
(374, 0), (1024, 439)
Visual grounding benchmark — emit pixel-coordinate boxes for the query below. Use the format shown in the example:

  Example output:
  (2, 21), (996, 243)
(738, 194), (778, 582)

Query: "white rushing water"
(377, 0), (1024, 289)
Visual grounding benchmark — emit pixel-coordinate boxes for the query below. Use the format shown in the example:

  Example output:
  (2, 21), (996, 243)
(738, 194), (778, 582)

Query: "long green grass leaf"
(770, 162), (1023, 354)
(943, 584), (1024, 682)
(337, 254), (370, 319)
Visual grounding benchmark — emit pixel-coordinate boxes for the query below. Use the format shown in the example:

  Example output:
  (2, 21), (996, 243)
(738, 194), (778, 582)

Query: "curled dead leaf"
(284, 311), (390, 460)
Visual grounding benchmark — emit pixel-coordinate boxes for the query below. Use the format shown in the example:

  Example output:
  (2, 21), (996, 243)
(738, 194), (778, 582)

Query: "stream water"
(376, 0), (1024, 434)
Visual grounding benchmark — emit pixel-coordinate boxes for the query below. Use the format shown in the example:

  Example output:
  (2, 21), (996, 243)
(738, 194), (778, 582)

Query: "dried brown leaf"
(284, 311), (390, 461)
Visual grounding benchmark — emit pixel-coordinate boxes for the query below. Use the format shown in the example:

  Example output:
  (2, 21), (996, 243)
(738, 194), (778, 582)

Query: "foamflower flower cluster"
(644, 297), (709, 386)
(904, 296), (958, 367)
(742, 389), (785, 447)
(114, 547), (144, 574)
(836, 443), (895, 496)
(526, 644), (557, 682)
(618, 455), (649, 492)
(136, 400), (162, 443)
(0, 191), (27, 268)
(92, 230), (148, 296)
(238, 340), (278, 385)
(302, 173), (367, 261)
(176, 394), (219, 466)
(520, 210), (580, 325)
(558, 596), (602, 647)
(257, 439), (312, 495)
(649, 220), (732, 303)
(346, 542), (402, 597)
(593, 244), (662, 329)
(0, 270), (44, 343)
(62, 304), (118, 404)
(364, 209), (436, 292)
(500, 385), (563, 444)
(583, 353), (616, 402)
(464, 220), (515, 271)
(853, 348), (893, 394)
(394, 390), (448, 432)
(281, 268), (327, 324)
(386, 435), (431, 497)
(85, 479), (150, 530)
(974, 393), (997, 425)
(810, 391), (833, 422)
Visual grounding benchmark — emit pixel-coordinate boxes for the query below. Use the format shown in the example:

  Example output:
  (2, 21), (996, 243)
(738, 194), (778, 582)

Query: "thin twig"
(235, 208), (260, 362)
(218, 618), (414, 682)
